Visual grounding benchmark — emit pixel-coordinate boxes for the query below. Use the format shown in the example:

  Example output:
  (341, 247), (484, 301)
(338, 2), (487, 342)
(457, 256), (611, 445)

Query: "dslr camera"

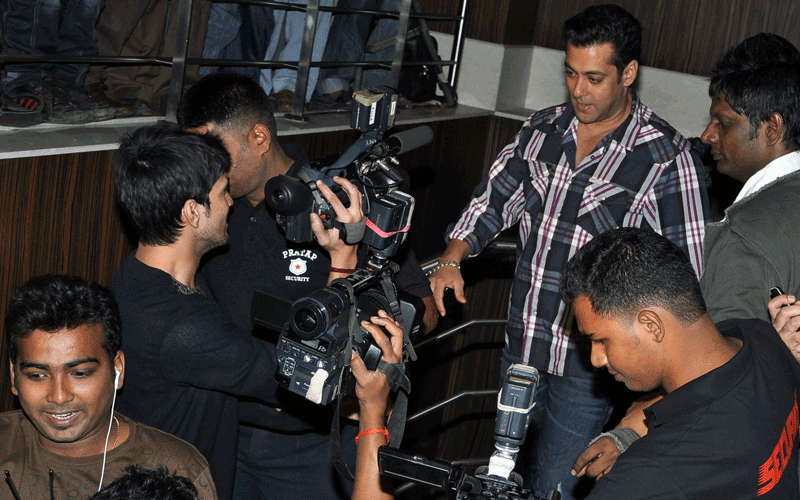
(256, 87), (432, 405)
(379, 364), (560, 499)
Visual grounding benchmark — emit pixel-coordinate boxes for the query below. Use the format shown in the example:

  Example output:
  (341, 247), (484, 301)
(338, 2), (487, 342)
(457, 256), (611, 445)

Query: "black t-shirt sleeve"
(590, 455), (685, 500)
(389, 244), (432, 299)
(160, 304), (280, 405)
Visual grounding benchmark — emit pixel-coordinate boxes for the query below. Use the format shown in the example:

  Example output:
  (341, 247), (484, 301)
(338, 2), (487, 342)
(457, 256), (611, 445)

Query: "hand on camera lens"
(351, 310), (403, 408)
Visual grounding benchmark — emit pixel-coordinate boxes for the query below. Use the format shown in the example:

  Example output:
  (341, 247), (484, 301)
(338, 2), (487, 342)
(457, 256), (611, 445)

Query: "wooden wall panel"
(420, 0), (800, 75)
(0, 151), (132, 412)
(531, 0), (800, 76)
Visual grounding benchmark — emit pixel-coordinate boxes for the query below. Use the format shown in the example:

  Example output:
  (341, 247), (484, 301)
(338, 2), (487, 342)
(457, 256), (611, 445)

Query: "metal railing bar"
(421, 239), (517, 274)
(166, 0), (194, 122)
(287, 0), (321, 120)
(387, 0), (413, 95)
(0, 55), (176, 65)
(414, 319), (507, 351)
(192, 58), (456, 68)
(449, 0), (468, 90)
(217, 0), (464, 21)
(0, 55), (456, 70)
(407, 389), (497, 423)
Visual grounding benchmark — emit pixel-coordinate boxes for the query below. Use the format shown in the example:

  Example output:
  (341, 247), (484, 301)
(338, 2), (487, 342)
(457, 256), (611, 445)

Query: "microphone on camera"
(370, 126), (434, 158)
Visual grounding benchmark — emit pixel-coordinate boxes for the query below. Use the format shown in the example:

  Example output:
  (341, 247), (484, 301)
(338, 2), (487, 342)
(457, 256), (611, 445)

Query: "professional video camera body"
(378, 364), (561, 500)
(254, 87), (432, 405)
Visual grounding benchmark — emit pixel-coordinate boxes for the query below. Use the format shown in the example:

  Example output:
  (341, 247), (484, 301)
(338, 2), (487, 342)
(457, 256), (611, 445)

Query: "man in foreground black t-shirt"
(560, 227), (800, 499)
(177, 73), (436, 499)
(110, 124), (277, 500)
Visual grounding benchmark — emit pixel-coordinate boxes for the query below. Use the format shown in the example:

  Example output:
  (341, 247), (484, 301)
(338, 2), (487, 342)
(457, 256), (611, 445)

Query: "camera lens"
(294, 308), (318, 335)
(271, 189), (287, 206)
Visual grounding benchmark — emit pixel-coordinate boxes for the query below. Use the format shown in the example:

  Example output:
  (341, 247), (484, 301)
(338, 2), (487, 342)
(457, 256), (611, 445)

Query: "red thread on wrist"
(330, 266), (356, 274)
(355, 428), (390, 446)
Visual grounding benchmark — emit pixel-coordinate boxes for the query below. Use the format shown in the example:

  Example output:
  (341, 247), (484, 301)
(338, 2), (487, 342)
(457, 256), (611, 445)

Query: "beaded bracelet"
(355, 428), (390, 446)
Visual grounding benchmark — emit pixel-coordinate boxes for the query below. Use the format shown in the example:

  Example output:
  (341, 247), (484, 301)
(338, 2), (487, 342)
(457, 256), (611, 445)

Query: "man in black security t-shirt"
(178, 73), (436, 500)
(200, 143), (432, 335)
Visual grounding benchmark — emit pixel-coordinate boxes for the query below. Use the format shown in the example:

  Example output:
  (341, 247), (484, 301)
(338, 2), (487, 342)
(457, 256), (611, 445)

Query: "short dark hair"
(710, 33), (800, 81)
(709, 64), (800, 150)
(5, 275), (121, 364)
(114, 122), (231, 246)
(560, 228), (706, 325)
(177, 72), (277, 138)
(89, 466), (198, 500)
(562, 4), (642, 76)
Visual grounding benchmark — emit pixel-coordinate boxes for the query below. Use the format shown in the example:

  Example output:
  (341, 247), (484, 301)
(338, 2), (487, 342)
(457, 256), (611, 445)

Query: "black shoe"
(69, 86), (116, 122)
(12, 81), (90, 124)
(86, 82), (136, 118)
(0, 91), (44, 127)
(119, 97), (152, 117)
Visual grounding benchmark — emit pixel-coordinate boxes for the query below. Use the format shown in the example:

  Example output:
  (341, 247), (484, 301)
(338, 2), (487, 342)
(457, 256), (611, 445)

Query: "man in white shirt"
(699, 42), (800, 327)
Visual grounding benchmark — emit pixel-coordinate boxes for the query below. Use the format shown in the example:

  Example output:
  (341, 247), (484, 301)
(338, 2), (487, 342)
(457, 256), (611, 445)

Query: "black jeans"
(1, 0), (104, 91)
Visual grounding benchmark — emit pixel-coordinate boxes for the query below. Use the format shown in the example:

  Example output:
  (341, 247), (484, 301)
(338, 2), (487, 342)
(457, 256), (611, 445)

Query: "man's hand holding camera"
(311, 176), (364, 280)
(351, 310), (403, 417)
(350, 310), (402, 500)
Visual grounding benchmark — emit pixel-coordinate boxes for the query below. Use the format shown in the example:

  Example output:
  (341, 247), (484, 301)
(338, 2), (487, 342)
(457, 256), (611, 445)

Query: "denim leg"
(361, 0), (399, 89)
(500, 348), (616, 500)
(199, 2), (242, 76)
(0, 0), (61, 90)
(258, 6), (287, 95)
(317, 0), (375, 95)
(271, 0), (334, 100)
(55, 0), (105, 88)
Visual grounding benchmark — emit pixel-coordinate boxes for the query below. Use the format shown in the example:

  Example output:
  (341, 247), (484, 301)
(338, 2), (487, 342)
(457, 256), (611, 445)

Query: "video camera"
(254, 87), (430, 405)
(378, 364), (560, 500)
(264, 86), (433, 256)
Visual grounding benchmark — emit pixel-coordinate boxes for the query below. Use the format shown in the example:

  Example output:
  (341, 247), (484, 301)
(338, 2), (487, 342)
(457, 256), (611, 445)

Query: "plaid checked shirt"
(448, 94), (710, 376)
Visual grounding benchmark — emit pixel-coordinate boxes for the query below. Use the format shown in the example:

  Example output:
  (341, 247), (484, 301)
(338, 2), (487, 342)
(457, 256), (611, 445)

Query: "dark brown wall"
(422, 0), (800, 76)
(0, 151), (132, 412)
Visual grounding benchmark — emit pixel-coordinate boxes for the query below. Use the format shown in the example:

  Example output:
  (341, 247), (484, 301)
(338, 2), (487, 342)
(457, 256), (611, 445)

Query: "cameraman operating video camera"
(177, 73), (436, 500)
(351, 310), (402, 500)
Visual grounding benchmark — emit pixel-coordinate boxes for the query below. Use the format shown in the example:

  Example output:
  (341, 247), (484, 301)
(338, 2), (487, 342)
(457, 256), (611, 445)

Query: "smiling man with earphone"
(1, 275), (217, 500)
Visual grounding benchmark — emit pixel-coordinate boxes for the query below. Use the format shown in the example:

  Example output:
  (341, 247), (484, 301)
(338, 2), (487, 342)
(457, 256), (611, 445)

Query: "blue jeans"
(317, 0), (399, 95)
(501, 348), (619, 500)
(199, 2), (241, 77)
(0, 0), (104, 91)
(260, 0), (334, 101)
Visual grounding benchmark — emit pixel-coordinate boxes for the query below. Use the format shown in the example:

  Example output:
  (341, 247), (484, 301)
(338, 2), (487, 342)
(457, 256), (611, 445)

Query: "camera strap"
(329, 276), (412, 482)
(297, 169), (367, 245)
(332, 218), (367, 245)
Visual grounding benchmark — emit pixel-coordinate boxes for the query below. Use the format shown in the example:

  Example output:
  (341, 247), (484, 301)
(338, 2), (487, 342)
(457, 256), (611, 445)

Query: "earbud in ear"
(115, 370), (121, 389)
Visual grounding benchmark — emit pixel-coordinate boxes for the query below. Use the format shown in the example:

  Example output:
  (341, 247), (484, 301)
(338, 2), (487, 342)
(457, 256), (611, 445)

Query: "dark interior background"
(0, 0), (788, 496)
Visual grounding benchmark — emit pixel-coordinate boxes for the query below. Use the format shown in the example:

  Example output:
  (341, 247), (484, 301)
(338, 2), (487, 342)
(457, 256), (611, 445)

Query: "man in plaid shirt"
(429, 5), (710, 499)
